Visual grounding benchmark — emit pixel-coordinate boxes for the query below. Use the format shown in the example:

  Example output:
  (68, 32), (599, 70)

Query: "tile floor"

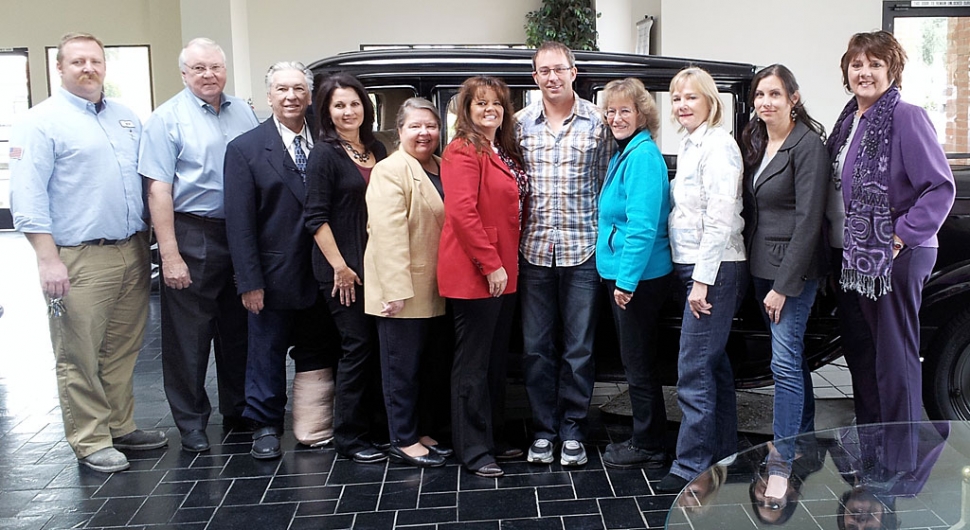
(0, 232), (854, 529)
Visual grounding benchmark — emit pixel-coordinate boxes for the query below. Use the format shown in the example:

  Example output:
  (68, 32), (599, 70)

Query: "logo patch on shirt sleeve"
(9, 146), (22, 160)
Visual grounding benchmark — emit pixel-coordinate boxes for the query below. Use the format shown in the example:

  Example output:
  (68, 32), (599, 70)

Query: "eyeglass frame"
(534, 65), (574, 77)
(186, 64), (226, 76)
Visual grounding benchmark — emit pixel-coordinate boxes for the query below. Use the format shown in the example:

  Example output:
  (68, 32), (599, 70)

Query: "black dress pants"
(161, 213), (249, 434)
(450, 294), (516, 471)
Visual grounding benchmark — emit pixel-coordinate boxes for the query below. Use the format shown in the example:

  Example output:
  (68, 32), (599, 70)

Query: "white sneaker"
(560, 440), (587, 466)
(527, 439), (554, 464)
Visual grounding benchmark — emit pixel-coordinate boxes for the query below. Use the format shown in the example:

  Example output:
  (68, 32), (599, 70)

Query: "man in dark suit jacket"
(225, 61), (337, 459)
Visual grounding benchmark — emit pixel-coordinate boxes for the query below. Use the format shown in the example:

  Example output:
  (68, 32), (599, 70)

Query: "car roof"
(308, 48), (756, 91)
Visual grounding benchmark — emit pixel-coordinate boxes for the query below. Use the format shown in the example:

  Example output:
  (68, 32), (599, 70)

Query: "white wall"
(659, 0), (884, 129)
(0, 0), (183, 108)
(242, 0), (542, 114)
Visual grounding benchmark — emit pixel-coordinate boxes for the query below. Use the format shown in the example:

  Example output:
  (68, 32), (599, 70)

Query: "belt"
(176, 211), (225, 223)
(81, 234), (136, 246)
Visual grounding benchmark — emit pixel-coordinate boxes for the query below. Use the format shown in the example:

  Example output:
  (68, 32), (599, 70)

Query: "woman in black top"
(305, 72), (388, 463)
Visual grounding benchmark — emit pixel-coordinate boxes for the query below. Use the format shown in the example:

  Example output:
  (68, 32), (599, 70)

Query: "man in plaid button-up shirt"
(515, 41), (612, 468)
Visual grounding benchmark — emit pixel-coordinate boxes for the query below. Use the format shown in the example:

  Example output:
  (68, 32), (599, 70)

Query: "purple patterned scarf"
(825, 86), (900, 300)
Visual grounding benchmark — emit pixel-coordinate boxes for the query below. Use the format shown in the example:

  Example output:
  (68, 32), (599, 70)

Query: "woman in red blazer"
(438, 76), (529, 478)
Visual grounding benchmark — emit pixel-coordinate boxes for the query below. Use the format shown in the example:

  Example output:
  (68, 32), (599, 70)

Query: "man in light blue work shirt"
(139, 37), (258, 453)
(10, 32), (168, 474)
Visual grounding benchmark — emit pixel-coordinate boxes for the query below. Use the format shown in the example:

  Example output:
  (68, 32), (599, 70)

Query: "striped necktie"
(293, 136), (307, 178)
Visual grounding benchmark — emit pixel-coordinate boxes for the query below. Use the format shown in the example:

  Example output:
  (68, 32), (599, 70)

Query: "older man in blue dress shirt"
(139, 38), (258, 453)
(10, 32), (168, 473)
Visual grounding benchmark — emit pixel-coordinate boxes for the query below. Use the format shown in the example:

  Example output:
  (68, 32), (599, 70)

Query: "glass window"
(46, 45), (153, 122)
(0, 48), (30, 228)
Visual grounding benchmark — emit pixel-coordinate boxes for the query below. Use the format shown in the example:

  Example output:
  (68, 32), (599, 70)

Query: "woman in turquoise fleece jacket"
(596, 78), (674, 470)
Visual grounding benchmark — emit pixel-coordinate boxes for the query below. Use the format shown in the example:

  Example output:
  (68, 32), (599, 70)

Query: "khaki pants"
(50, 231), (150, 458)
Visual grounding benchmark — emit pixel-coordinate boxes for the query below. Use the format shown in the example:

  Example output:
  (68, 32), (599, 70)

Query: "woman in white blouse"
(656, 67), (747, 494)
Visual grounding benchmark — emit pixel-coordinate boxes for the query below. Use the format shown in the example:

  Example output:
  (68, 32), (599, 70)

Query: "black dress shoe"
(425, 444), (454, 458)
(389, 446), (446, 468)
(180, 430), (210, 453)
(251, 426), (281, 460)
(351, 446), (388, 464)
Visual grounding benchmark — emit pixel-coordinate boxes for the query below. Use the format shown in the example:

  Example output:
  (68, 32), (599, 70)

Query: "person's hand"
(38, 255), (71, 298)
(161, 254), (192, 290)
(381, 299), (405, 317)
(332, 265), (361, 306)
(487, 267), (508, 297)
(614, 288), (633, 310)
(892, 234), (905, 260)
(688, 281), (712, 319)
(763, 289), (787, 325)
(242, 289), (265, 315)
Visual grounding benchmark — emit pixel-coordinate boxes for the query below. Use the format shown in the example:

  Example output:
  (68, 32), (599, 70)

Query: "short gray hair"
(178, 37), (226, 72)
(396, 97), (440, 130)
(264, 61), (313, 94)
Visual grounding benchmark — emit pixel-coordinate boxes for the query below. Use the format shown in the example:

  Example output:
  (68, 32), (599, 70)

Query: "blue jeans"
(753, 277), (817, 478)
(669, 261), (747, 481)
(520, 255), (600, 442)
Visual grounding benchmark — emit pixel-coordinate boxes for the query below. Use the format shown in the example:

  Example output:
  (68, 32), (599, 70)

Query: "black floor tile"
(421, 465), (459, 493)
(335, 483), (382, 513)
(419, 491), (456, 508)
(0, 515), (49, 530)
(327, 458), (387, 485)
(88, 496), (145, 527)
(94, 469), (166, 497)
(378, 479), (419, 511)
(182, 478), (232, 508)
(606, 468), (651, 497)
(42, 512), (93, 529)
(295, 499), (338, 516)
(572, 470), (614, 499)
(170, 506), (215, 524)
(352, 510), (397, 529)
(222, 477), (271, 506)
(599, 497), (646, 529)
(459, 488), (539, 521)
(500, 517), (565, 529)
(396, 506), (458, 525)
(220, 453), (282, 478)
(208, 502), (295, 530)
(129, 494), (183, 525)
(437, 522), (499, 530)
(289, 513), (354, 529)
(563, 514), (607, 529)
(540, 498), (599, 517)
(0, 490), (39, 517)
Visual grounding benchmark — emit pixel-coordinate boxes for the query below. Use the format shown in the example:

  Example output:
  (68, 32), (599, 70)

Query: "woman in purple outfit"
(826, 30), (954, 474)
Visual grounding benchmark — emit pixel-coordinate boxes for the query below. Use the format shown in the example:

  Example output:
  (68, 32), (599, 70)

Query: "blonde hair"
(669, 67), (723, 130)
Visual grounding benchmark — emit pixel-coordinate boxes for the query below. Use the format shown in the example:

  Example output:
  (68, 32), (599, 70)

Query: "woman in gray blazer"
(739, 64), (828, 507)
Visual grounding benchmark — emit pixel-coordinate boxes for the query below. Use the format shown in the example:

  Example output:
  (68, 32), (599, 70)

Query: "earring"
(790, 108), (797, 121)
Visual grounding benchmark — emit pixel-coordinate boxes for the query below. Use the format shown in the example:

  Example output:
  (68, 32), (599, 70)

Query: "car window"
(365, 86), (418, 153)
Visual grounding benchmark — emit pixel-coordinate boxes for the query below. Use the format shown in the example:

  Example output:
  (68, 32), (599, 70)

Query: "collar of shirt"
(273, 115), (312, 151)
(186, 88), (231, 115)
(684, 122), (710, 148)
(57, 86), (106, 115)
(524, 95), (594, 126)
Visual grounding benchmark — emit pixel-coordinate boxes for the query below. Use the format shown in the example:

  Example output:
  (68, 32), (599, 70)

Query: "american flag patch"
(9, 146), (22, 160)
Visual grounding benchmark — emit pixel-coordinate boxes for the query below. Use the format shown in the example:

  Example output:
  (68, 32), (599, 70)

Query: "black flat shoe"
(389, 446), (445, 468)
(656, 473), (690, 493)
(251, 426), (281, 460)
(495, 446), (523, 460)
(352, 446), (388, 464)
(425, 444), (454, 458)
(180, 430), (210, 453)
(473, 462), (504, 478)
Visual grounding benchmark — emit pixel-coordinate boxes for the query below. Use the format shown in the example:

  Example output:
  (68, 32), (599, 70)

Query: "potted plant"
(525, 0), (600, 51)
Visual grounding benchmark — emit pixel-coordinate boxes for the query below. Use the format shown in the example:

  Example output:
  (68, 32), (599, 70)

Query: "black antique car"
(309, 48), (970, 420)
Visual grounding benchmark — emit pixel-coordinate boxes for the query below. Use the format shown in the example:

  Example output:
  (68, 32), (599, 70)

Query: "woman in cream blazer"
(363, 98), (450, 468)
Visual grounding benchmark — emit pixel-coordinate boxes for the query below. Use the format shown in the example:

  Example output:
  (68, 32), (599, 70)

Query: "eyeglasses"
(187, 64), (226, 76)
(535, 66), (573, 77)
(605, 108), (635, 119)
